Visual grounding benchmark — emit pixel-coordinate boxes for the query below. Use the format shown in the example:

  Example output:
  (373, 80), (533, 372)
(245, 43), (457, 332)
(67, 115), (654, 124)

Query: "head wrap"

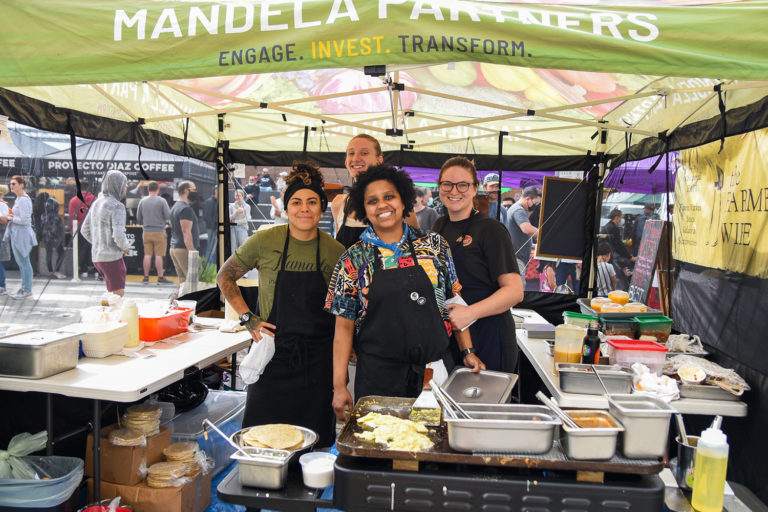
(283, 179), (328, 212)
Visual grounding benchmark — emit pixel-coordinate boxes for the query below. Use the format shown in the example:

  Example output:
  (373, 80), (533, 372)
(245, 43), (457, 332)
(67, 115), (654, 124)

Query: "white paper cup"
(299, 452), (336, 488)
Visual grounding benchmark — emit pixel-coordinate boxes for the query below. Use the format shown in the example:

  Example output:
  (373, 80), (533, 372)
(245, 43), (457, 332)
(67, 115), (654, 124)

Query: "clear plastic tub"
(634, 315), (673, 343)
(606, 338), (668, 375)
(167, 389), (246, 476)
(600, 318), (636, 338)
(0, 456), (84, 509)
(562, 311), (598, 329)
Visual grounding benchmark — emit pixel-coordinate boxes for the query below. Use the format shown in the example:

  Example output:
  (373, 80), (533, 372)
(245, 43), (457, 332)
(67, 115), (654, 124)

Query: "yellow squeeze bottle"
(691, 426), (729, 512)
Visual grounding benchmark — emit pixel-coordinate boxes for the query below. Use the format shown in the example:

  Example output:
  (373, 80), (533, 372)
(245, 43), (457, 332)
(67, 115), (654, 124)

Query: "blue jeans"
(11, 242), (32, 292)
(0, 260), (5, 289)
(555, 262), (579, 293)
(230, 225), (248, 253)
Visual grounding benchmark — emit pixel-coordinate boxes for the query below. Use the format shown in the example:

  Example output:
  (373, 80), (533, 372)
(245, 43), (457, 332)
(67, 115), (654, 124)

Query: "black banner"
(43, 159), (182, 179)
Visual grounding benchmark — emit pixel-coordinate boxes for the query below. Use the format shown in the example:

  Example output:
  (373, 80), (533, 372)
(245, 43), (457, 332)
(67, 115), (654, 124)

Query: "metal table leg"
(231, 351), (238, 390)
(93, 399), (101, 502)
(46, 393), (54, 455)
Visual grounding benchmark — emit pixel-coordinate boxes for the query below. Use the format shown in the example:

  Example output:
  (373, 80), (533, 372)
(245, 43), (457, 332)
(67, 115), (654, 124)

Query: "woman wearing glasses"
(3, 176), (37, 299)
(331, 134), (419, 249)
(326, 165), (484, 420)
(432, 157), (524, 373)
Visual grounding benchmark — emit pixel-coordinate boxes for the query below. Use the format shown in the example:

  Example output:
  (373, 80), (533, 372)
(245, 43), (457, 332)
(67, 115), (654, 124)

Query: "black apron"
(335, 198), (366, 249)
(243, 229), (336, 448)
(354, 237), (450, 399)
(438, 211), (512, 372)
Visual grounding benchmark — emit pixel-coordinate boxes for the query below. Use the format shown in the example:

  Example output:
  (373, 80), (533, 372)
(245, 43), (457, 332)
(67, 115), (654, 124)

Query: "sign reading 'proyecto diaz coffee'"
(629, 220), (667, 304)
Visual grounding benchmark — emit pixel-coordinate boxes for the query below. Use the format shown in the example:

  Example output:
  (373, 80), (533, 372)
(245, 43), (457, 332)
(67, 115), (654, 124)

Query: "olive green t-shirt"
(233, 225), (344, 322)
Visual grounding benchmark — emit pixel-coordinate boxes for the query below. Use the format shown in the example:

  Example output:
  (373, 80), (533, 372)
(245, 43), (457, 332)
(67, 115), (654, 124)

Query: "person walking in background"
(40, 193), (66, 279)
(202, 187), (218, 263)
(413, 187), (438, 231)
(3, 176), (37, 299)
(601, 208), (635, 290)
(538, 261), (556, 292)
(0, 185), (11, 295)
(81, 171), (130, 296)
(596, 242), (617, 296)
(507, 186), (541, 283)
(169, 181), (199, 287)
(137, 181), (172, 285)
(229, 189), (251, 252)
(68, 181), (95, 279)
(269, 188), (289, 225)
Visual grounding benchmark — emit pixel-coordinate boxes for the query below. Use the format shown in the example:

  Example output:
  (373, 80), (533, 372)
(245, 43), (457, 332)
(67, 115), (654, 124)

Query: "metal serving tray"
(443, 368), (518, 404)
(679, 382), (740, 401)
(230, 425), (318, 459)
(577, 298), (662, 319)
(0, 329), (80, 379)
(445, 404), (560, 454)
(557, 363), (632, 395)
(607, 394), (674, 459)
(561, 410), (624, 461)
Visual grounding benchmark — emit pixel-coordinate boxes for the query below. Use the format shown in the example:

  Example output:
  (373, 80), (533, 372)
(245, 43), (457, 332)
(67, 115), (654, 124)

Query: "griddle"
(336, 396), (663, 475)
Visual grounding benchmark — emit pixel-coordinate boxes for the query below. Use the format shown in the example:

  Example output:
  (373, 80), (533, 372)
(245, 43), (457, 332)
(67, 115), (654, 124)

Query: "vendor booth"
(1, 1), (768, 509)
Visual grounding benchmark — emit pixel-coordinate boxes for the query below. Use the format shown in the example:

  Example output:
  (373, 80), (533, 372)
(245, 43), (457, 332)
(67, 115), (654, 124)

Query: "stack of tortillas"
(242, 424), (304, 450)
(108, 427), (146, 447)
(122, 403), (161, 437)
(146, 461), (188, 488)
(163, 442), (201, 476)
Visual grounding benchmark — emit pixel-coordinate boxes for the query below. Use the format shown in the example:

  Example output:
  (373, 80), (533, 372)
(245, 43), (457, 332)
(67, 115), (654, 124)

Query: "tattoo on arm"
(217, 258), (249, 301)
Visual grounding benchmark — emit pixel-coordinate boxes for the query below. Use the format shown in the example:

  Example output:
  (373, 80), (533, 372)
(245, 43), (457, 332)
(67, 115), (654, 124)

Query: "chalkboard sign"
(535, 176), (588, 261)
(629, 220), (668, 303)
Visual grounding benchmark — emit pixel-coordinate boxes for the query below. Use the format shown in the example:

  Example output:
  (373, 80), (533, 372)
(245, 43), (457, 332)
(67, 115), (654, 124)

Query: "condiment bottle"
(580, 322), (601, 365)
(121, 299), (140, 348)
(692, 425), (729, 512)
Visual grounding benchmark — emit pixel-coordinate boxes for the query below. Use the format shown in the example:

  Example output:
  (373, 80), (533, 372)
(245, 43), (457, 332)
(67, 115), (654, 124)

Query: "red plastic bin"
(138, 307), (193, 342)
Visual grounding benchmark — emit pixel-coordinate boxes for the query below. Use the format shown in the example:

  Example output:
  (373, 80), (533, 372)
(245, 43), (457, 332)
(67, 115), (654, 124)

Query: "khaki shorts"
(143, 231), (167, 257)
(170, 248), (189, 282)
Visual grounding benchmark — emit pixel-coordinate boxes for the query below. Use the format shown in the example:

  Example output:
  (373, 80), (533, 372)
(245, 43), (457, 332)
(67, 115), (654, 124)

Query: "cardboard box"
(87, 471), (211, 512)
(85, 424), (171, 485)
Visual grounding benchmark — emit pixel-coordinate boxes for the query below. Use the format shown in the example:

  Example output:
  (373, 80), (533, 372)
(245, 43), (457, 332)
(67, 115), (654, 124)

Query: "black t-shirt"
(170, 200), (200, 250)
(434, 212), (519, 288)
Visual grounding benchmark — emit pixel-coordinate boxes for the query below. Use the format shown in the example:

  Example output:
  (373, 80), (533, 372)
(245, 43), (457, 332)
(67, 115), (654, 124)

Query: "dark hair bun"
(287, 161), (323, 187)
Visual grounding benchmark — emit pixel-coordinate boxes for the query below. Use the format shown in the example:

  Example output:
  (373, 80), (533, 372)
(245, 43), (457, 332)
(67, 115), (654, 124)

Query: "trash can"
(0, 456), (84, 510)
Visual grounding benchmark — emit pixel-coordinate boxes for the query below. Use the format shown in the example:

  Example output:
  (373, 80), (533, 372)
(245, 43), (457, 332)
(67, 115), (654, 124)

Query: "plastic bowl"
(299, 452), (336, 488)
(678, 365), (706, 385)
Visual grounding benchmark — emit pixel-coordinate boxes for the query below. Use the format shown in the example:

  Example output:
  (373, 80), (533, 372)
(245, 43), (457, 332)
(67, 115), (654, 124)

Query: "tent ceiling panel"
(2, 1), (768, 168)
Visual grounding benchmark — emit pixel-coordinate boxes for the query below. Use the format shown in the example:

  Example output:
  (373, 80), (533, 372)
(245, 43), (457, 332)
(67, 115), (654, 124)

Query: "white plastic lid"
(700, 427), (728, 446)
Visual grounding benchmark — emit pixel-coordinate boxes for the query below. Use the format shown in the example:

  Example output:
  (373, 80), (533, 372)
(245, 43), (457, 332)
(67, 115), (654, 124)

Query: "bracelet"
(460, 347), (476, 358)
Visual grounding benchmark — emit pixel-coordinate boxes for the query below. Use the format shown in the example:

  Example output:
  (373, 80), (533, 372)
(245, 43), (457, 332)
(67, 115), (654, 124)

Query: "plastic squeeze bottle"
(121, 299), (140, 348)
(580, 322), (601, 365)
(691, 426), (729, 512)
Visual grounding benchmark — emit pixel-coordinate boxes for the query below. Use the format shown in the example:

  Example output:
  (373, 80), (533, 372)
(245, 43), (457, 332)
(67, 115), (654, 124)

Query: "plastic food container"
(634, 315), (673, 343)
(608, 290), (630, 305)
(139, 307), (194, 342)
(168, 389), (246, 476)
(562, 311), (598, 329)
(678, 365), (706, 385)
(561, 410), (624, 460)
(600, 318), (636, 337)
(299, 452), (336, 488)
(553, 324), (586, 372)
(606, 338), (668, 375)
(607, 394), (674, 459)
(589, 297), (612, 312)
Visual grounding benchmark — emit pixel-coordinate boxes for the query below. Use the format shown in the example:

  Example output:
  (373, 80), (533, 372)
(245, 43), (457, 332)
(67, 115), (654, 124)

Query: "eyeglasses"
(439, 181), (472, 193)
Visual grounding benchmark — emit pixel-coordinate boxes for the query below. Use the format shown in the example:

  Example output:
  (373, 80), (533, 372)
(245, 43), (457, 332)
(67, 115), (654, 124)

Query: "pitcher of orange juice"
(554, 324), (586, 372)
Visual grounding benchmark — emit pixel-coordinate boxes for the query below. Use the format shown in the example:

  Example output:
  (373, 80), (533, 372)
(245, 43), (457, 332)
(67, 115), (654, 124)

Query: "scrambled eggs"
(354, 412), (434, 451)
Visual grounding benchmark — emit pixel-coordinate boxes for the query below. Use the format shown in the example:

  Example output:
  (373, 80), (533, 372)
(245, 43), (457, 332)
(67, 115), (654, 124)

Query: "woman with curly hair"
(217, 161), (344, 448)
(325, 165), (485, 421)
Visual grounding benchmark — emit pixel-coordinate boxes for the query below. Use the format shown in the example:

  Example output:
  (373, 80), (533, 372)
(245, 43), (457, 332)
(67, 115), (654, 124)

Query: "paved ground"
(0, 272), (180, 333)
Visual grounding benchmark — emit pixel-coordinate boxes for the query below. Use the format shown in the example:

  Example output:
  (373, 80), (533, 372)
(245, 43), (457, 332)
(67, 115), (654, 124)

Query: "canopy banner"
(674, 129), (768, 278)
(42, 159), (183, 180)
(2, 1), (768, 86)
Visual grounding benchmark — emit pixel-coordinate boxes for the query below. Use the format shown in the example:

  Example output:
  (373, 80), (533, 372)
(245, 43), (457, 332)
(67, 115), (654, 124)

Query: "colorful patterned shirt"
(324, 227), (461, 334)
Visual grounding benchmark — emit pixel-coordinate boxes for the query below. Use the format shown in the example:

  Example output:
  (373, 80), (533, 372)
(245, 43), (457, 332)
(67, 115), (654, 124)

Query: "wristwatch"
(239, 312), (258, 331)
(460, 347), (476, 358)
